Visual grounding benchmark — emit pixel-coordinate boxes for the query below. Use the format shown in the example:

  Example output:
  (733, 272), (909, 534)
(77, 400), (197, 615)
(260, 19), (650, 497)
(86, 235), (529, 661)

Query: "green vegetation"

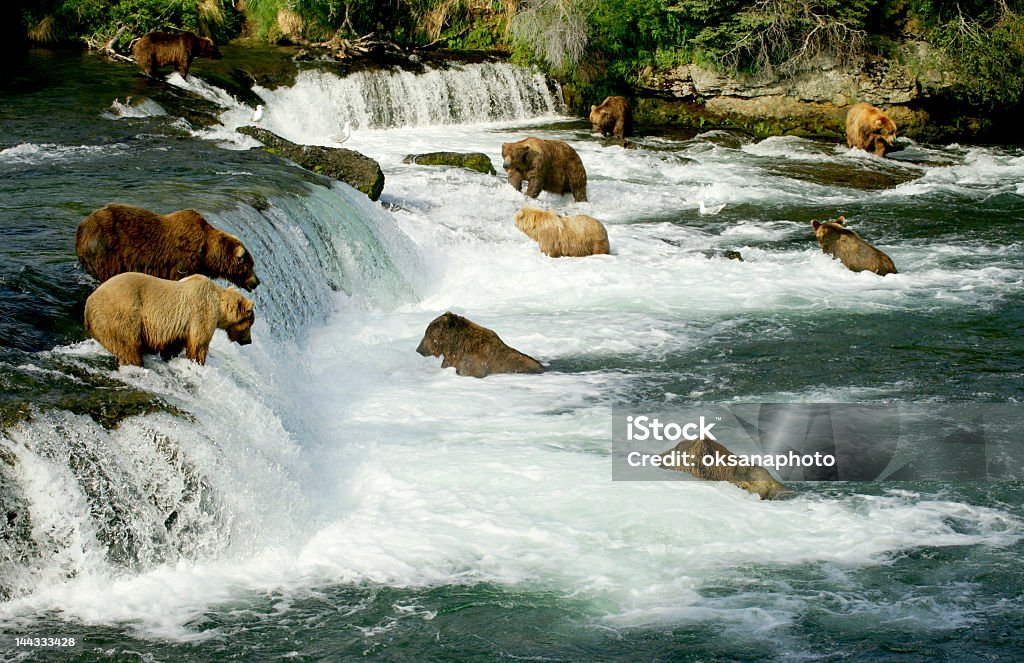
(508, 0), (1024, 113)
(12, 0), (1024, 115)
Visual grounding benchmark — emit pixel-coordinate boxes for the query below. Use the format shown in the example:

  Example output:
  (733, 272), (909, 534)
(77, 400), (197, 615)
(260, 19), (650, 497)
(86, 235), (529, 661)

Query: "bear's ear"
(835, 216), (845, 226)
(812, 220), (821, 230)
(235, 245), (246, 259)
(591, 105), (596, 112)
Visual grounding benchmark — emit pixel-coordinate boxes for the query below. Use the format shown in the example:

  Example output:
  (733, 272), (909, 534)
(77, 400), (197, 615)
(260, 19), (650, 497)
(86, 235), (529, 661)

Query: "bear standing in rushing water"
(501, 137), (588, 202)
(76, 203), (260, 291)
(514, 207), (610, 258)
(132, 30), (222, 78)
(589, 96), (632, 138)
(416, 312), (545, 378)
(845, 103), (897, 157)
(84, 273), (255, 367)
(812, 217), (898, 276)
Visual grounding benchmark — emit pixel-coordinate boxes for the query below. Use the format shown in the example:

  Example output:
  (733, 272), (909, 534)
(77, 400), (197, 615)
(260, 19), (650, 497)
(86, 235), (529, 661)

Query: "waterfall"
(196, 61), (566, 147)
(0, 180), (420, 600)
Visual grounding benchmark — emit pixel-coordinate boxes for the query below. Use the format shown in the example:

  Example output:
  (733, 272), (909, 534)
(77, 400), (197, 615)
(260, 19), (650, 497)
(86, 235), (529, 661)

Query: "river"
(0, 48), (1022, 661)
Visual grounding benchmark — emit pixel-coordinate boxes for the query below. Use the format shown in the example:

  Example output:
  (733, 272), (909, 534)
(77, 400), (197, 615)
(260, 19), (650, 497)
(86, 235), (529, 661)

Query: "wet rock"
(661, 437), (787, 500)
(402, 151), (496, 175)
(237, 125), (385, 200)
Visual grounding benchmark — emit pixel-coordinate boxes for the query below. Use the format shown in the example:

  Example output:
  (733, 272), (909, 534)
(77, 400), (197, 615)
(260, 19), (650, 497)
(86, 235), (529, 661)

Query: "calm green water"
(0, 50), (1022, 662)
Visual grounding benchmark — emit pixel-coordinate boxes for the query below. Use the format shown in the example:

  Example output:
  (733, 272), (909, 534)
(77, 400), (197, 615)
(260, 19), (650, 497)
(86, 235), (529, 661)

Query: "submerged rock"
(237, 125), (385, 200)
(402, 151), (496, 175)
(416, 311), (545, 378)
(661, 437), (787, 500)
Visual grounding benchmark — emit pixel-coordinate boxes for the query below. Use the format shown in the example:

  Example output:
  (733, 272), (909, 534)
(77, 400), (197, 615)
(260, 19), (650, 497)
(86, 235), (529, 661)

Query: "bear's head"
(513, 206), (555, 234)
(227, 243), (260, 291)
(219, 288), (255, 345)
(811, 216), (848, 248)
(208, 226), (260, 291)
(195, 35), (222, 60)
(589, 105), (611, 133)
(871, 114), (897, 155)
(417, 311), (477, 358)
(501, 140), (533, 173)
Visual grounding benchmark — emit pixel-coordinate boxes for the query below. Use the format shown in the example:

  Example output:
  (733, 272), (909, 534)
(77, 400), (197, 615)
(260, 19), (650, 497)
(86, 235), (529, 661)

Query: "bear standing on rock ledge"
(84, 273), (255, 367)
(501, 137), (588, 202)
(76, 203), (261, 291)
(132, 31), (222, 78)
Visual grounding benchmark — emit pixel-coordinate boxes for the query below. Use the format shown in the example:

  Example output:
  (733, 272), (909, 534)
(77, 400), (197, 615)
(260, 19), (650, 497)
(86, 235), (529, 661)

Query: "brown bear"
(845, 103), (897, 157)
(76, 203), (260, 291)
(514, 207), (610, 258)
(416, 312), (545, 378)
(501, 137), (588, 202)
(812, 217), (898, 276)
(131, 30), (222, 78)
(589, 95), (632, 138)
(84, 272), (255, 367)
(661, 437), (787, 500)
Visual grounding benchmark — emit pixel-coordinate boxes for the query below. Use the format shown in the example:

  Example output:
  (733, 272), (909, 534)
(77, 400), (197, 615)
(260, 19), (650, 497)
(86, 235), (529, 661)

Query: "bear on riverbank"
(416, 312), (545, 378)
(501, 137), (588, 202)
(76, 203), (260, 291)
(84, 273), (255, 367)
(131, 31), (222, 78)
(812, 217), (898, 276)
(845, 103), (897, 157)
(589, 96), (632, 138)
(514, 207), (610, 258)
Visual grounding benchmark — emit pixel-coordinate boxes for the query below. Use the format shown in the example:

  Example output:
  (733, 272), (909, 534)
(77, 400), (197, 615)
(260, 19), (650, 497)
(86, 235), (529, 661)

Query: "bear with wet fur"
(416, 312), (545, 378)
(845, 103), (897, 157)
(132, 30), (222, 78)
(812, 217), (898, 276)
(661, 437), (786, 500)
(84, 272), (255, 367)
(514, 207), (610, 258)
(501, 137), (588, 202)
(76, 203), (260, 291)
(589, 96), (632, 138)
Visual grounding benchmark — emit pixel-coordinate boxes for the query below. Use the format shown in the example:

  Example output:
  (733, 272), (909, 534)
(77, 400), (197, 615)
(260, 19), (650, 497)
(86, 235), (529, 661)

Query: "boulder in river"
(402, 151), (496, 175)
(237, 125), (385, 200)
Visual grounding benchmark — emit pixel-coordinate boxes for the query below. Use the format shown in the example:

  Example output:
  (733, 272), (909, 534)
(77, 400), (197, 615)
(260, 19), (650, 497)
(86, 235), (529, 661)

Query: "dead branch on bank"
(88, 24), (135, 63)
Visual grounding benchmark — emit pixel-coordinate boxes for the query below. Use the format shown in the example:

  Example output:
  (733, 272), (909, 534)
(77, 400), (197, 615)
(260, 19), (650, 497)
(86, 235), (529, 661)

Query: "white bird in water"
(251, 104), (263, 123)
(699, 199), (726, 215)
(331, 120), (356, 144)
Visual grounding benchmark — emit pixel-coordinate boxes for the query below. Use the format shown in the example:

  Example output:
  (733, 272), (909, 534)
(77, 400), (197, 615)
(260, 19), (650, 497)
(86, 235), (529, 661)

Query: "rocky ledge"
(237, 125), (385, 200)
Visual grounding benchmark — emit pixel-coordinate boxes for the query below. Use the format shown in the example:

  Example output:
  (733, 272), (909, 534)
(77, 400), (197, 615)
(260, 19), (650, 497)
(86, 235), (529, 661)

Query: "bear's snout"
(229, 327), (252, 345)
(502, 160), (512, 171)
(245, 274), (260, 291)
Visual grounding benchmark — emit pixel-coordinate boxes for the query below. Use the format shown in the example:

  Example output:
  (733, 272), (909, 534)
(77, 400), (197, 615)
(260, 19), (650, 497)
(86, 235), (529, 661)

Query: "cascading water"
(1, 51), (1023, 661)
(192, 60), (564, 146)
